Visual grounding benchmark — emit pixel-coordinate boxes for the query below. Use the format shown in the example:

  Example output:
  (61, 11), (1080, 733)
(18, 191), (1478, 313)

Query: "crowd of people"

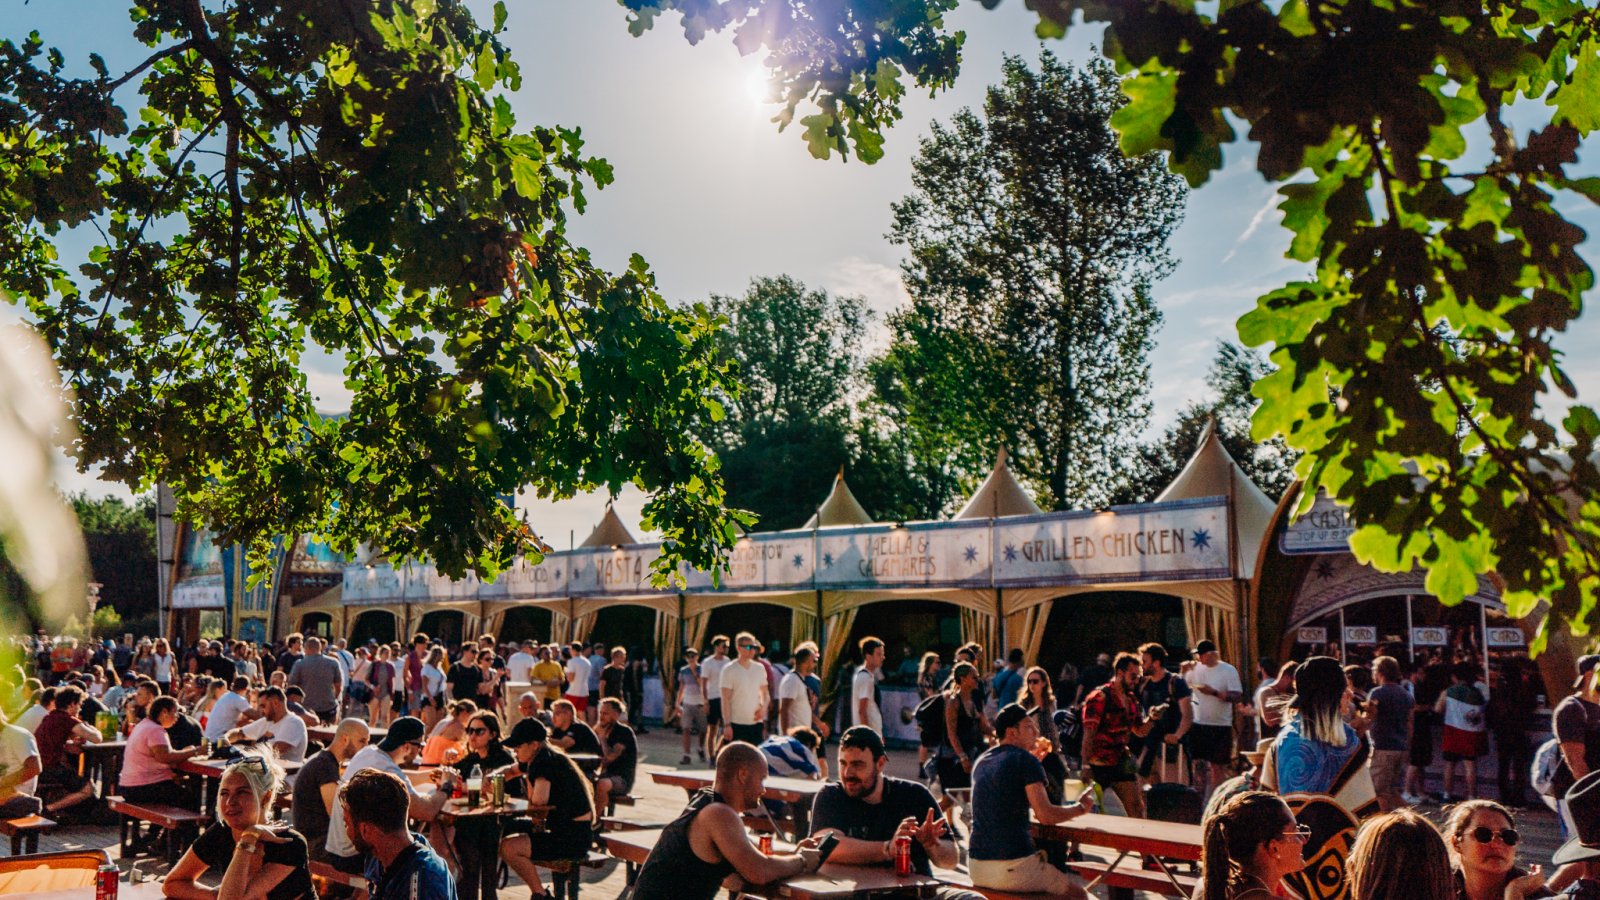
(0, 628), (1596, 900)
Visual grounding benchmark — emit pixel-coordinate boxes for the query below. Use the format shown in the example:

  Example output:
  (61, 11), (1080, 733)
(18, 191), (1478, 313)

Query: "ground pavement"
(25, 726), (1569, 899)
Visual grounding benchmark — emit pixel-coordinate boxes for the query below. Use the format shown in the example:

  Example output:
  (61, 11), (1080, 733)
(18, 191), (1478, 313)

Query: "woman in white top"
(421, 648), (447, 731)
(152, 638), (175, 694)
(235, 645), (259, 682)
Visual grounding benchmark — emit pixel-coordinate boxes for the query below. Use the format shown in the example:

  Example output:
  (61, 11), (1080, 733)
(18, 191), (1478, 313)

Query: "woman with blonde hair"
(1195, 790), (1307, 900)
(422, 699), (476, 765)
(1443, 800), (1550, 900)
(1347, 809), (1454, 900)
(151, 638), (175, 695)
(163, 751), (315, 899)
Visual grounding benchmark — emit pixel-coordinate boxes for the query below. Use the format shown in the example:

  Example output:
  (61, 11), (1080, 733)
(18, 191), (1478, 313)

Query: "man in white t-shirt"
(203, 677), (254, 742)
(506, 641), (536, 684)
(720, 632), (770, 746)
(778, 646), (821, 736)
(699, 636), (731, 756)
(323, 716), (449, 875)
(16, 689), (50, 734)
(853, 636), (886, 733)
(0, 713), (42, 818)
(1184, 639), (1242, 802)
(563, 642), (592, 718)
(225, 686), (309, 763)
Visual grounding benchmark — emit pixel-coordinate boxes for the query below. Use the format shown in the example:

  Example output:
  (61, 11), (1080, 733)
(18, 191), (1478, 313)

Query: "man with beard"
(630, 742), (822, 900)
(808, 726), (982, 900)
(339, 769), (454, 900)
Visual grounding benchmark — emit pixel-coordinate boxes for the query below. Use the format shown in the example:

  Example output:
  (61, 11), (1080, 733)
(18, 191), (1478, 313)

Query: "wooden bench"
(530, 849), (609, 900)
(0, 815), (55, 855)
(106, 797), (211, 864)
(600, 816), (671, 832)
(1066, 859), (1198, 897)
(603, 793), (635, 817)
(310, 859), (369, 899)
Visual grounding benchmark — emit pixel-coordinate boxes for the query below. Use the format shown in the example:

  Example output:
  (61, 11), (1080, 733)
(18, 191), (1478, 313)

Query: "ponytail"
(1198, 791), (1292, 900)
(1199, 814), (1234, 900)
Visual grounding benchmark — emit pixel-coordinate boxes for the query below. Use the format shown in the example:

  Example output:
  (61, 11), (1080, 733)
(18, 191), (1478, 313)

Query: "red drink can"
(758, 833), (773, 855)
(95, 864), (119, 900)
(894, 835), (912, 877)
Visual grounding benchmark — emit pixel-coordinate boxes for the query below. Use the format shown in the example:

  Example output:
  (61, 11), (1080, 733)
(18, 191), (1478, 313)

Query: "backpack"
(1054, 705), (1083, 757)
(1532, 737), (1562, 799)
(914, 693), (947, 748)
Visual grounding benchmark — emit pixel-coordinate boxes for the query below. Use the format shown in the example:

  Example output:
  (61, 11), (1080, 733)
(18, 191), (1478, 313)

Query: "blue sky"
(11, 0), (1600, 544)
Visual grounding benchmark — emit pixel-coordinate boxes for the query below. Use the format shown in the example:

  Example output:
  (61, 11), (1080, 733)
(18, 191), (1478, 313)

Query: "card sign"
(1297, 627), (1327, 645)
(1343, 626), (1378, 645)
(1485, 627), (1526, 648)
(1411, 627), (1449, 647)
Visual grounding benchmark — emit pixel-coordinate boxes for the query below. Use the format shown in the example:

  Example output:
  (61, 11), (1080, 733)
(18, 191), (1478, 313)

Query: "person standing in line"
(854, 636), (886, 734)
(1436, 662), (1488, 802)
(1254, 661), (1298, 742)
(586, 643), (606, 724)
(1185, 639), (1243, 803)
(992, 649), (1025, 709)
(1487, 664), (1534, 808)
(778, 646), (822, 736)
(1082, 653), (1160, 818)
(1073, 653), (1112, 706)
(1553, 654), (1600, 836)
(562, 641), (591, 719)
(1367, 655), (1415, 812)
(506, 640), (536, 687)
(404, 634), (428, 717)
(531, 645), (565, 709)
(719, 632), (770, 746)
(677, 648), (707, 765)
(700, 636), (731, 758)
(1137, 642), (1193, 788)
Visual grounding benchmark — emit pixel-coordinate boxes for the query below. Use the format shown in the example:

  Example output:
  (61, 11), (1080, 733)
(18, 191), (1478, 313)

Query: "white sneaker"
(1401, 792), (1422, 805)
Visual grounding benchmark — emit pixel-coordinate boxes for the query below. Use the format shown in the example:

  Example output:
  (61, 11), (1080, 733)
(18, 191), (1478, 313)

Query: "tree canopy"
(1, 0), (748, 584)
(631, 0), (1600, 638)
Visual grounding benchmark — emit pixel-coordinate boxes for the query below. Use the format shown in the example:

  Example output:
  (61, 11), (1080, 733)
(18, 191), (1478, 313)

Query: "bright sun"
(745, 68), (770, 105)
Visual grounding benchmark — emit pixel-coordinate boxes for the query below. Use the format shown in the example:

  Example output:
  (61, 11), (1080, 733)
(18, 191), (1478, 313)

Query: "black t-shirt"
(276, 651), (303, 675)
(80, 695), (105, 722)
(449, 745), (514, 781)
(526, 748), (595, 832)
(167, 714), (203, 750)
(600, 666), (626, 700)
(1139, 671), (1191, 740)
(200, 655), (236, 682)
(601, 722), (637, 784)
(1077, 664), (1111, 698)
(552, 721), (602, 757)
(808, 776), (942, 875)
(447, 664), (483, 702)
(1553, 695), (1600, 795)
(291, 749), (340, 850)
(192, 822), (315, 900)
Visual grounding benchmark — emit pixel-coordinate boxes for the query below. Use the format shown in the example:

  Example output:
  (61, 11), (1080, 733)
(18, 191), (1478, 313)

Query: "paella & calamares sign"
(815, 520), (992, 590)
(991, 497), (1232, 585)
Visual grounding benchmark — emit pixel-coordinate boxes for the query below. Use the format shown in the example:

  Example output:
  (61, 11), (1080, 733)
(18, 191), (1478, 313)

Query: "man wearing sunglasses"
(324, 716), (449, 876)
(720, 632), (770, 747)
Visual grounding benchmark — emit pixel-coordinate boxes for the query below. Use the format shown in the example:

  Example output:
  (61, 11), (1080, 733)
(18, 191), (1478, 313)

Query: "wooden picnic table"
(600, 828), (945, 900)
(178, 756), (304, 810)
(28, 883), (168, 900)
(78, 739), (127, 797)
(568, 753), (602, 772)
(652, 769), (823, 838)
(1033, 812), (1203, 899)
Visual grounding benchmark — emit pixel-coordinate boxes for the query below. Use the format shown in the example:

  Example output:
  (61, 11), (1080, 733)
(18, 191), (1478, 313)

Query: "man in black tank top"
(632, 742), (824, 900)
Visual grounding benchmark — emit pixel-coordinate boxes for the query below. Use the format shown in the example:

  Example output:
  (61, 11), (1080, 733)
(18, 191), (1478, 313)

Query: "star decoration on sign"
(1314, 559), (1336, 580)
(1002, 544), (1017, 562)
(963, 546), (979, 563)
(1191, 528), (1212, 550)
(553, 569), (562, 580)
(792, 554), (805, 569)
(822, 552), (834, 569)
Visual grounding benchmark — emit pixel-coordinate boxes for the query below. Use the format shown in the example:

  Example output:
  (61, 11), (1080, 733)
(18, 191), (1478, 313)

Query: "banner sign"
(681, 533), (817, 592)
(1343, 626), (1378, 645)
(172, 574), (225, 609)
(1280, 492), (1357, 556)
(1411, 627), (1448, 646)
(567, 546), (672, 597)
(1486, 627), (1526, 648)
(342, 564), (406, 604)
(991, 497), (1232, 586)
(816, 521), (991, 590)
(1296, 627), (1327, 645)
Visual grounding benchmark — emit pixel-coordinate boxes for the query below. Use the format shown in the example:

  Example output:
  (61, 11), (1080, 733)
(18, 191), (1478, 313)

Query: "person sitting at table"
(808, 725), (983, 900)
(203, 677), (254, 744)
(548, 698), (602, 756)
(498, 717), (599, 896)
(1443, 799), (1551, 900)
(1347, 809), (1454, 900)
(164, 751), (316, 900)
(340, 769), (456, 900)
(325, 716), (450, 876)
(0, 708), (43, 819)
(227, 687), (309, 763)
(1195, 790), (1308, 900)
(17, 686), (53, 733)
(594, 697), (637, 817)
(629, 741), (823, 900)
(421, 698), (475, 765)
(759, 726), (825, 781)
(103, 670), (136, 717)
(121, 695), (206, 851)
(969, 703), (1096, 899)
(446, 710), (513, 900)
(282, 685), (323, 729)
(515, 691), (543, 725)
(33, 685), (99, 819)
(166, 693), (206, 751)
(291, 717), (369, 863)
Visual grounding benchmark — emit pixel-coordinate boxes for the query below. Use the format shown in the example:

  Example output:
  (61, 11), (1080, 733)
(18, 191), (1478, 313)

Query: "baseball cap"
(504, 718), (548, 748)
(377, 716), (427, 752)
(1192, 639), (1219, 656)
(993, 702), (1031, 737)
(1574, 654), (1599, 691)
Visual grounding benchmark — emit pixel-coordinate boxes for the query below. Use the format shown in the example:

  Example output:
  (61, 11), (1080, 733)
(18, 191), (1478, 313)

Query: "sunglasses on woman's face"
(466, 727), (489, 735)
(1282, 824), (1312, 842)
(1026, 678), (1043, 685)
(1470, 827), (1519, 846)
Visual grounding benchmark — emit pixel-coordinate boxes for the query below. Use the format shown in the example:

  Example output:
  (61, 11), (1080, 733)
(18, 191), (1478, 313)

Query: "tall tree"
(68, 493), (159, 624)
(1116, 342), (1300, 505)
(703, 276), (867, 530)
(0, 0), (743, 586)
(882, 52), (1185, 510)
(632, 0), (1600, 638)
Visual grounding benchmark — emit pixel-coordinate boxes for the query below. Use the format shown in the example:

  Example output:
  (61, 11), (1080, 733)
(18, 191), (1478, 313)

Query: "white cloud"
(818, 256), (909, 353)
(1222, 189), (1283, 264)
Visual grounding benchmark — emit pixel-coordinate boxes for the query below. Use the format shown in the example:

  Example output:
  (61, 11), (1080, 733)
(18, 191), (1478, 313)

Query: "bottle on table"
(467, 764), (483, 807)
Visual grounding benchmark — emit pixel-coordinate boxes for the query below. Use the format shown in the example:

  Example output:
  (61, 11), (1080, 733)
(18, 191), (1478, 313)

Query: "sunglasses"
(466, 727), (489, 735)
(1470, 827), (1519, 847)
(741, 645), (759, 651)
(1282, 824), (1313, 842)
(1026, 678), (1044, 685)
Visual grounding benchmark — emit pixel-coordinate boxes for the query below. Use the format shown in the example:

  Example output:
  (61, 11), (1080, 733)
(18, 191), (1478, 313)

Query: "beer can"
(491, 773), (505, 807)
(758, 833), (773, 855)
(95, 863), (119, 899)
(893, 834), (912, 877)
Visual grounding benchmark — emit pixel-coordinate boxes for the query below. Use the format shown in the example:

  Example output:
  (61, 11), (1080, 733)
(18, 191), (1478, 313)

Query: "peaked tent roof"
(955, 448), (1044, 519)
(579, 505), (638, 548)
(1154, 419), (1277, 577)
(803, 470), (875, 528)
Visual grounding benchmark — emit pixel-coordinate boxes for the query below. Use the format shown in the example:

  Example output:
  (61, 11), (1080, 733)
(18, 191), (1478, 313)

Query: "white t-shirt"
(506, 651), (535, 684)
(0, 723), (39, 797)
(564, 655), (591, 698)
(204, 691), (253, 741)
(422, 664), (445, 698)
(778, 671), (812, 731)
(152, 653), (174, 682)
(240, 712), (308, 763)
(853, 666), (883, 732)
(700, 657), (730, 702)
(1187, 660), (1243, 727)
(326, 745), (420, 858)
(719, 659), (768, 726)
(16, 705), (47, 734)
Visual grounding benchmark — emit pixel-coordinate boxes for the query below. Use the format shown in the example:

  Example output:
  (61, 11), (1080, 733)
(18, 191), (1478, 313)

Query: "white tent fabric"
(579, 505), (638, 548)
(955, 449), (1044, 519)
(1155, 419), (1277, 578)
(802, 470), (874, 527)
